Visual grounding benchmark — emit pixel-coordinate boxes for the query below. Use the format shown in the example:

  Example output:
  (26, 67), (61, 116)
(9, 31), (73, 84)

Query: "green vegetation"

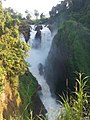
(5, 7), (32, 43)
(8, 73), (90, 120)
(0, 0), (90, 119)
(59, 73), (90, 120)
(44, 0), (90, 118)
(0, 2), (38, 120)
(19, 70), (38, 119)
(0, 1), (29, 90)
(45, 0), (90, 97)
(48, 0), (90, 30)
(58, 20), (90, 82)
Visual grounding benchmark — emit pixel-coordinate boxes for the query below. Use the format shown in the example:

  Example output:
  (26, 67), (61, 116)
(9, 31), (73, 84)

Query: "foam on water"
(25, 25), (61, 120)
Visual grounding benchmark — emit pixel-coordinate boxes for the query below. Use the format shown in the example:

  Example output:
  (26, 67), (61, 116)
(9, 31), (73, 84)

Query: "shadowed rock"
(38, 63), (44, 75)
(33, 25), (42, 48)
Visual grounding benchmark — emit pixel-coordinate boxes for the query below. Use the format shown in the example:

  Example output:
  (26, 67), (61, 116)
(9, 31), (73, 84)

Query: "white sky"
(2, 0), (62, 18)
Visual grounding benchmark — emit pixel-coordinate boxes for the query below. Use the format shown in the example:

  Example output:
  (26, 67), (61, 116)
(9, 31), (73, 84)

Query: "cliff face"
(0, 70), (46, 120)
(44, 20), (90, 97)
(19, 70), (47, 119)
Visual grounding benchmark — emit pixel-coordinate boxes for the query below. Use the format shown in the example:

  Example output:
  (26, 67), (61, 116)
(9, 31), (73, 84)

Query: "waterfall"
(26, 25), (61, 120)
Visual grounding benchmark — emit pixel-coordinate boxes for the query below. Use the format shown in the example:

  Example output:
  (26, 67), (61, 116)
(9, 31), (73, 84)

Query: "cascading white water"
(26, 25), (61, 120)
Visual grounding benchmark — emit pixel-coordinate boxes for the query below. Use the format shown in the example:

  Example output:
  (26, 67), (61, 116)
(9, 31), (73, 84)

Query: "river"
(26, 25), (61, 120)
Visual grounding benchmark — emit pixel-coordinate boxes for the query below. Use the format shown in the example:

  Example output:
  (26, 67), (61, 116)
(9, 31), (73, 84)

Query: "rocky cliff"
(44, 20), (90, 97)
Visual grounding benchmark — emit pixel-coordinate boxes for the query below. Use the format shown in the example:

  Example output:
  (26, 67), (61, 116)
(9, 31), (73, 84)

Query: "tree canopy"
(34, 9), (39, 20)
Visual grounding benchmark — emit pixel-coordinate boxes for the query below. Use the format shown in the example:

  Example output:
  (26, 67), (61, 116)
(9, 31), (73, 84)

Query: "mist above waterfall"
(29, 25), (52, 65)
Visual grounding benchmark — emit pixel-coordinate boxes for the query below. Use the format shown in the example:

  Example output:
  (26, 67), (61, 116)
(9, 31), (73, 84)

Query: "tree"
(25, 10), (31, 20)
(26, 13), (31, 20)
(5, 7), (23, 20)
(34, 9), (39, 20)
(40, 13), (45, 20)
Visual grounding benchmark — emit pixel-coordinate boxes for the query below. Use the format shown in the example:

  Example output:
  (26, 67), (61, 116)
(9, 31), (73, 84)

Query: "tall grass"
(59, 73), (90, 120)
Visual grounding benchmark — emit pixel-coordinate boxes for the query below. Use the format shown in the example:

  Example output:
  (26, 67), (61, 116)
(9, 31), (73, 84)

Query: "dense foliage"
(0, 2), (38, 120)
(45, 0), (90, 97)
(48, 0), (90, 29)
(0, 2), (29, 85)
(5, 7), (32, 43)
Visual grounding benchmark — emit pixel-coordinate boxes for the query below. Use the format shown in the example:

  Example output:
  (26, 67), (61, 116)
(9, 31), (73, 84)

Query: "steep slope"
(44, 20), (90, 97)
(0, 2), (42, 119)
(0, 70), (38, 120)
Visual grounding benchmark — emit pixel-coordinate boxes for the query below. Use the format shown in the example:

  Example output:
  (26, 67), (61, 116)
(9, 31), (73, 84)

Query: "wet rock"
(35, 30), (41, 41)
(38, 84), (42, 91)
(38, 63), (44, 75)
(35, 25), (43, 31)
(32, 94), (47, 119)
(33, 25), (42, 48)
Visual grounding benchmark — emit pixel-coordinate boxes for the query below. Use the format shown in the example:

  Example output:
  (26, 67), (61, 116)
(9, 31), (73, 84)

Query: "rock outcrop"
(32, 25), (42, 48)
(32, 94), (47, 119)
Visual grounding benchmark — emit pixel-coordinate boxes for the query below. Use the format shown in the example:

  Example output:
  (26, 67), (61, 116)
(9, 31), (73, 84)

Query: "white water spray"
(26, 25), (61, 120)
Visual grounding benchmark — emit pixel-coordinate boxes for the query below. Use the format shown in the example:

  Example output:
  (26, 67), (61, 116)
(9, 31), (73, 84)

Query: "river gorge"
(26, 25), (61, 120)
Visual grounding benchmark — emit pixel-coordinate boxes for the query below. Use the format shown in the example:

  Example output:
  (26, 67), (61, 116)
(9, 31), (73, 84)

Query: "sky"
(2, 0), (62, 18)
